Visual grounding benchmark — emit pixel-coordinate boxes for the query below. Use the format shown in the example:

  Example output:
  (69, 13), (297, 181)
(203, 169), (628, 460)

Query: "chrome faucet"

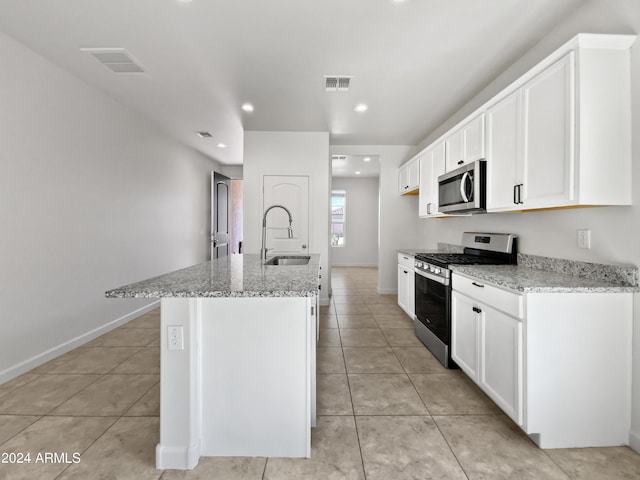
(261, 204), (294, 262)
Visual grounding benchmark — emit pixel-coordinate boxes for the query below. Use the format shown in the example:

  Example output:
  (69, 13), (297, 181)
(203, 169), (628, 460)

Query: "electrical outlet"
(167, 325), (184, 350)
(577, 229), (591, 249)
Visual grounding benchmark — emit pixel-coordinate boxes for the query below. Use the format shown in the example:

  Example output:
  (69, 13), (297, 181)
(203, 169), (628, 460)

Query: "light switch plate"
(167, 325), (184, 350)
(577, 229), (591, 249)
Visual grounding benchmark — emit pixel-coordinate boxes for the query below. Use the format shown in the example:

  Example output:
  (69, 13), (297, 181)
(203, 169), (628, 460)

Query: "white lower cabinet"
(397, 253), (415, 319)
(450, 291), (480, 380)
(479, 303), (523, 425)
(452, 290), (523, 426)
(451, 272), (632, 449)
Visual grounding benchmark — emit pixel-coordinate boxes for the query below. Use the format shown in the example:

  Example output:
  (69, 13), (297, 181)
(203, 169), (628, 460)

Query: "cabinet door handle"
(403, 256), (409, 260)
(472, 306), (482, 313)
(403, 270), (408, 274)
(471, 282), (484, 288)
(518, 184), (524, 204)
(427, 202), (432, 214)
(457, 160), (464, 165)
(513, 185), (518, 205)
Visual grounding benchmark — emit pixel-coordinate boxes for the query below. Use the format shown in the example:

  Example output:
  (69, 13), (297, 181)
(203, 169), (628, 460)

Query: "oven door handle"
(415, 268), (448, 285)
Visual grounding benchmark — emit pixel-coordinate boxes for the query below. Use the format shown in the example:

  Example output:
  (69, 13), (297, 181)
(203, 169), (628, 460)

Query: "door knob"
(302, 244), (307, 249)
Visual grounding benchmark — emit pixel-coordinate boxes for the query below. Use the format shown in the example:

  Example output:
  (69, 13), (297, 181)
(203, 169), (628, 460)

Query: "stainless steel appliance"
(438, 160), (486, 214)
(414, 232), (517, 368)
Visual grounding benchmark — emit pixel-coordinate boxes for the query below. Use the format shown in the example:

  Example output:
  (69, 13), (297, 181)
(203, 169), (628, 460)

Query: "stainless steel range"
(414, 232), (518, 368)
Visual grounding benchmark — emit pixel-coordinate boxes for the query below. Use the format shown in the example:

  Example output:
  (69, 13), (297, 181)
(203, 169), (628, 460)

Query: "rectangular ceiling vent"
(81, 47), (145, 73)
(324, 76), (352, 92)
(331, 155), (347, 160)
(196, 131), (213, 138)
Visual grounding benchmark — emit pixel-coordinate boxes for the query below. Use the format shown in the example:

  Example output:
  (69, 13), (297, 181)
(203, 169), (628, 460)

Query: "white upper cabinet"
(398, 156), (420, 195)
(418, 141), (446, 217)
(413, 33), (635, 216)
(486, 90), (522, 211)
(445, 114), (485, 172)
(487, 54), (575, 212)
(521, 53), (575, 209)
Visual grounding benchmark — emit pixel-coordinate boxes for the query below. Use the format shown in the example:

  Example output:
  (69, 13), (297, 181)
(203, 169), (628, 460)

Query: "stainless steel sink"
(264, 255), (311, 266)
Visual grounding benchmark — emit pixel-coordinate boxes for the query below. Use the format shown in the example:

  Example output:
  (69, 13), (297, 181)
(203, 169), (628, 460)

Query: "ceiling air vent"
(196, 132), (213, 138)
(81, 48), (145, 73)
(324, 76), (352, 92)
(331, 155), (347, 161)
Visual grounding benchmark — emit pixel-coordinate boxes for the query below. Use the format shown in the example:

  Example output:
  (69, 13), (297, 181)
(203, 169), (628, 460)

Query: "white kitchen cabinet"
(486, 55), (574, 211)
(398, 156), (420, 195)
(451, 271), (632, 449)
(479, 303), (523, 425)
(521, 53), (575, 209)
(483, 35), (634, 212)
(445, 114), (485, 172)
(452, 287), (523, 425)
(397, 253), (415, 318)
(451, 290), (480, 380)
(418, 141), (446, 217)
(486, 90), (522, 211)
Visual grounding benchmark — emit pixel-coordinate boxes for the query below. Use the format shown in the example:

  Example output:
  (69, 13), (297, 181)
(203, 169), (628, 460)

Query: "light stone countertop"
(451, 264), (639, 293)
(105, 254), (321, 298)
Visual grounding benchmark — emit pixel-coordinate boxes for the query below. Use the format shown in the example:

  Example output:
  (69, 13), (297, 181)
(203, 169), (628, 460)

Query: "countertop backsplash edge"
(517, 253), (639, 287)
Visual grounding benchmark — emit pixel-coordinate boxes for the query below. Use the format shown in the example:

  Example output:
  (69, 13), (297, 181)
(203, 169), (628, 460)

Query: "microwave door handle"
(460, 172), (471, 203)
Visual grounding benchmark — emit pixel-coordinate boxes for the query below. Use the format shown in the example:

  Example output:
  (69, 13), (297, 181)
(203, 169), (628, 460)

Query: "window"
(331, 190), (346, 247)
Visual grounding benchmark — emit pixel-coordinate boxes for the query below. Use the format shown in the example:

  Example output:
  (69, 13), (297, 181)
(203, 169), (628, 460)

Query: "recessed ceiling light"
(363, 157), (371, 162)
(390, 0), (409, 5)
(355, 171), (361, 175)
(217, 143), (227, 148)
(241, 103), (254, 112)
(176, 0), (193, 3)
(196, 131), (212, 138)
(354, 103), (368, 113)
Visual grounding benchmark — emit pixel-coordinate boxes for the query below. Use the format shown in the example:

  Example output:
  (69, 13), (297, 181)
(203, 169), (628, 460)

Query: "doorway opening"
(211, 172), (243, 259)
(329, 155), (380, 268)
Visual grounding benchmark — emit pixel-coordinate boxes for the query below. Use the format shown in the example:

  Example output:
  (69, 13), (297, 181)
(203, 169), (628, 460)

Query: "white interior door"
(262, 175), (309, 254)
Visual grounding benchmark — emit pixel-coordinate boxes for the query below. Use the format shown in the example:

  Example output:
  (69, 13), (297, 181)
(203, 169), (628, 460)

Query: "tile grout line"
(0, 414), (43, 449)
(539, 447), (574, 479)
(430, 414), (472, 480)
(53, 415), (121, 480)
(334, 290), (368, 480)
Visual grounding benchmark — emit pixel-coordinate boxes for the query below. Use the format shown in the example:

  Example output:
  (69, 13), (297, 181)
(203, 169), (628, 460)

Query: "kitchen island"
(106, 254), (321, 470)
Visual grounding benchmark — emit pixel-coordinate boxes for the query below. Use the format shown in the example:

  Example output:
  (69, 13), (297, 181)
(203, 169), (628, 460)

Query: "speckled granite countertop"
(106, 254), (321, 298)
(451, 264), (639, 293)
(397, 249), (428, 256)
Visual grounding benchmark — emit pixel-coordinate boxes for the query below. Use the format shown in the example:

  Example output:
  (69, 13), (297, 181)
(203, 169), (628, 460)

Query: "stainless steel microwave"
(437, 160), (486, 214)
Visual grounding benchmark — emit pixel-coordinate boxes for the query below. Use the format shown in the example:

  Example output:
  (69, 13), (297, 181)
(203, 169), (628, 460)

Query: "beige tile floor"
(1, 266), (639, 479)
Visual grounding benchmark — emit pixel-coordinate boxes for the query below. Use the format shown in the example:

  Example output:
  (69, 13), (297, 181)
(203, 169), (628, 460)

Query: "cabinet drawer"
(452, 273), (523, 319)
(398, 253), (415, 269)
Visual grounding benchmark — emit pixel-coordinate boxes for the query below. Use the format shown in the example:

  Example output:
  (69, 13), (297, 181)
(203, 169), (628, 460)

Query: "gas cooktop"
(414, 252), (512, 268)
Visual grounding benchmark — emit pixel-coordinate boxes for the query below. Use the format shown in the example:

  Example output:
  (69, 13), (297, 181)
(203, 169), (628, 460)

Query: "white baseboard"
(156, 441), (201, 470)
(377, 288), (397, 295)
(0, 301), (160, 385)
(630, 429), (640, 453)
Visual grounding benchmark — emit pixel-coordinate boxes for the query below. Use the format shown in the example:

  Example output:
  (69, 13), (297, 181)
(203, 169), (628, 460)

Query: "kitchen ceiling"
(0, 0), (585, 165)
(332, 155), (380, 178)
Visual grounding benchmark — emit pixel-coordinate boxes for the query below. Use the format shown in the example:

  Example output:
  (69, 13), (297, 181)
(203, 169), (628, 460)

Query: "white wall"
(330, 145), (418, 294)
(243, 131), (330, 304)
(331, 177), (379, 267)
(0, 32), (220, 382)
(415, 0), (640, 450)
(221, 165), (243, 179)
